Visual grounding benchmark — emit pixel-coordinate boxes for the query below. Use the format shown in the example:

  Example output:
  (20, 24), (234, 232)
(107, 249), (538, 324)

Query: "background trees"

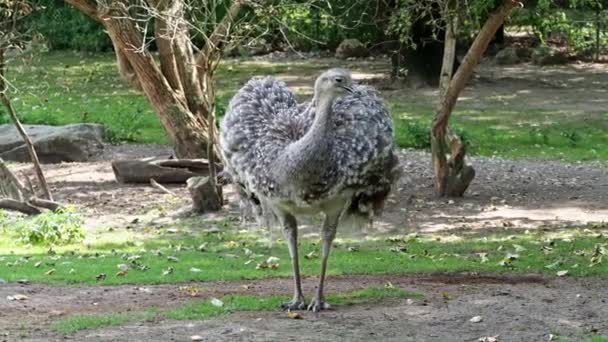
(3, 0), (606, 199)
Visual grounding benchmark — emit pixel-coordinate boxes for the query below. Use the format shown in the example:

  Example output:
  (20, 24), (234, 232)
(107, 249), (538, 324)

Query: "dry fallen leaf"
(179, 286), (201, 297)
(470, 316), (483, 323)
(210, 298), (223, 307)
(257, 256), (280, 270)
(287, 310), (302, 319)
(162, 267), (174, 276)
(115, 271), (128, 277)
(117, 264), (130, 271)
(512, 244), (527, 252)
(477, 253), (489, 263)
(167, 256), (179, 262)
(189, 267), (202, 273)
(304, 251), (318, 260)
(7, 294), (28, 301)
(136, 287), (151, 293)
(45, 269), (56, 275)
(556, 270), (569, 277)
(266, 256), (280, 264)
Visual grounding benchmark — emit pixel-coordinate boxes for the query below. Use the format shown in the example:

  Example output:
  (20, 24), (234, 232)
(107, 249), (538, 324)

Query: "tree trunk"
(63, 0), (234, 159)
(102, 13), (214, 159)
(0, 49), (53, 200)
(431, 0), (521, 197)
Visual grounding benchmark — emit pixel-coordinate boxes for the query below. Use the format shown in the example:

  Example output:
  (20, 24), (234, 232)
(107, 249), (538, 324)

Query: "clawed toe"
(281, 299), (307, 311)
(307, 299), (331, 312)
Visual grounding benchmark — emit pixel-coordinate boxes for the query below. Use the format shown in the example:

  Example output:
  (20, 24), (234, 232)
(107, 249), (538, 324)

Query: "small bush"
(394, 120), (429, 149)
(6, 208), (85, 246)
(26, 1), (112, 52)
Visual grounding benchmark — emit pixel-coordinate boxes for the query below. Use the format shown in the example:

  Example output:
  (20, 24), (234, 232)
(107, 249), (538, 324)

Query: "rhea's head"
(313, 68), (354, 102)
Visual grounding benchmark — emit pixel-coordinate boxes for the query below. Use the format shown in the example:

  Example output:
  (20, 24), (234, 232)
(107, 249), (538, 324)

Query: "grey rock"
(0, 123), (105, 163)
(515, 46), (533, 60)
(335, 39), (368, 59)
(532, 46), (569, 66)
(495, 47), (520, 65)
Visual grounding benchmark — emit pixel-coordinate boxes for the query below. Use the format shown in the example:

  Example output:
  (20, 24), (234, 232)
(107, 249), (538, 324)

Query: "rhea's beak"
(340, 85), (354, 93)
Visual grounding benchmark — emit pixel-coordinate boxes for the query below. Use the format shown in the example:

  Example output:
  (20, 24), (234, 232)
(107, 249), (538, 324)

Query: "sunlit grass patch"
(1, 224), (607, 286)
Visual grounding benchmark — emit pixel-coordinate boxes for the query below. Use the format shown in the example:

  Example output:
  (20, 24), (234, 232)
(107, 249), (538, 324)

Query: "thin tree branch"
(195, 0), (245, 69)
(152, 0), (184, 92)
(150, 178), (177, 196)
(0, 49), (53, 201)
(28, 197), (64, 211)
(63, 0), (101, 22)
(432, 0), (521, 137)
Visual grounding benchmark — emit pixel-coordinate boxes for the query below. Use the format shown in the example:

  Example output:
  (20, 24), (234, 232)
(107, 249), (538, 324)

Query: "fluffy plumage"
(220, 75), (398, 223)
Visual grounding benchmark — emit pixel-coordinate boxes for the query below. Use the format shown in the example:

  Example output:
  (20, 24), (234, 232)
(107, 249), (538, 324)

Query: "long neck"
(276, 94), (335, 184)
(303, 94), (334, 142)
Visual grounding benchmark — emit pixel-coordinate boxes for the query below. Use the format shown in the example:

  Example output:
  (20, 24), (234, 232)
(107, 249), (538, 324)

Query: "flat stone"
(0, 123), (105, 163)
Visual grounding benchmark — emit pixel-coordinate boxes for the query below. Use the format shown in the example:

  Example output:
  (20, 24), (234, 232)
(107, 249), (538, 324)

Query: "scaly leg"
(308, 212), (339, 312)
(279, 212), (306, 310)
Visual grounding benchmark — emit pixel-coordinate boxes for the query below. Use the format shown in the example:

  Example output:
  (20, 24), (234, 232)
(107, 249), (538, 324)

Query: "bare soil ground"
(10, 143), (607, 237)
(2, 60), (608, 341)
(2, 275), (607, 341)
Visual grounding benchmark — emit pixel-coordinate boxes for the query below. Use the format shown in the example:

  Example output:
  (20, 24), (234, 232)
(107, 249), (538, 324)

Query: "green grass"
(2, 51), (606, 162)
(51, 310), (160, 334)
(51, 287), (412, 333)
(1, 220), (607, 286)
(558, 336), (608, 342)
(391, 103), (608, 163)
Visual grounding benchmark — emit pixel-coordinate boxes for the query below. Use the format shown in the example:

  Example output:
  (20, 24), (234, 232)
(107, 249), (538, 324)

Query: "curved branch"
(63, 0), (101, 22)
(432, 0), (521, 137)
(195, 0), (245, 68)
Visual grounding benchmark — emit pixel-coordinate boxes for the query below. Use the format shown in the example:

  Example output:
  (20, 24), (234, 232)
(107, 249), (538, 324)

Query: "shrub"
(6, 207), (85, 246)
(26, 0), (112, 52)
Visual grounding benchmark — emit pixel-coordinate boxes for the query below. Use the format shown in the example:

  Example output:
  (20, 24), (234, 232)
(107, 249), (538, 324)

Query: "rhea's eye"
(334, 76), (343, 83)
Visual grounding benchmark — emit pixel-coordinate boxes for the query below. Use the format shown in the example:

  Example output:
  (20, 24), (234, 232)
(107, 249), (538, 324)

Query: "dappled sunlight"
(414, 203), (608, 234)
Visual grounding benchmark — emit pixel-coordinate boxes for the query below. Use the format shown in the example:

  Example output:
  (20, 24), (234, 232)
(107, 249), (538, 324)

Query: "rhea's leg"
(308, 213), (339, 312)
(279, 212), (306, 310)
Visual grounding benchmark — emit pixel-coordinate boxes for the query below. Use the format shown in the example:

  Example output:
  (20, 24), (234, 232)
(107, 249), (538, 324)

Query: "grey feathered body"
(219, 76), (398, 222)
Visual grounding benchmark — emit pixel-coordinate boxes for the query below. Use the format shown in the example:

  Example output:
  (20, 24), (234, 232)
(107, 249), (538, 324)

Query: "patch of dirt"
(7, 143), (607, 236)
(375, 149), (608, 236)
(3, 275), (606, 341)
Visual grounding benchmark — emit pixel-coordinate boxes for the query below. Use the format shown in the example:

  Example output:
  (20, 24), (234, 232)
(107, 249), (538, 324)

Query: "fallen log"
(111, 158), (222, 184)
(0, 158), (65, 215)
(0, 198), (41, 215)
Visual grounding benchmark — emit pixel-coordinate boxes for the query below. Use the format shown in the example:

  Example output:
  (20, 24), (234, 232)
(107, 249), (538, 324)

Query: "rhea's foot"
(281, 296), (306, 310)
(307, 297), (332, 312)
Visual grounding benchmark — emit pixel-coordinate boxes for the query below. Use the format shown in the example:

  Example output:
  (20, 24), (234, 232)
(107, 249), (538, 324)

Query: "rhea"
(219, 69), (398, 311)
